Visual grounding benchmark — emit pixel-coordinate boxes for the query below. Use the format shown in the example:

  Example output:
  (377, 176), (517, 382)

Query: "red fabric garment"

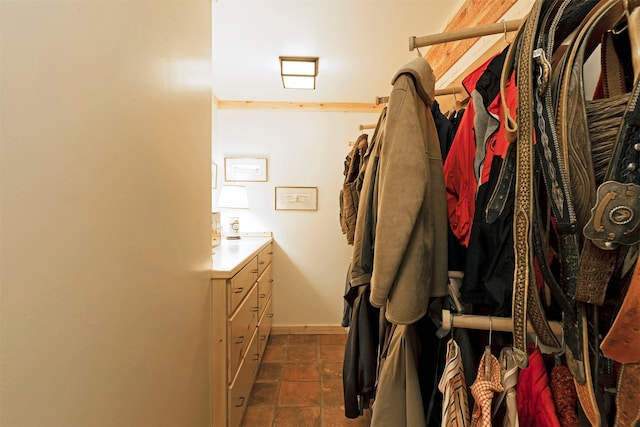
(478, 71), (517, 185)
(516, 348), (561, 427)
(443, 55), (497, 247)
(444, 99), (477, 247)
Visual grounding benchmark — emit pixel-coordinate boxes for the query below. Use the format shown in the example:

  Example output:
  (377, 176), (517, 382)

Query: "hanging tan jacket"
(359, 56), (448, 324)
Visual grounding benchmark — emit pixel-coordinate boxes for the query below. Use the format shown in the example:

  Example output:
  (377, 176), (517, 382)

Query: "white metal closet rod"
(441, 309), (563, 336)
(409, 18), (525, 50)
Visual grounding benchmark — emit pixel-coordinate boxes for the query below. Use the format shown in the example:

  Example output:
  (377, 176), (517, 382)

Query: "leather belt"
(614, 362), (640, 427)
(486, 143), (515, 224)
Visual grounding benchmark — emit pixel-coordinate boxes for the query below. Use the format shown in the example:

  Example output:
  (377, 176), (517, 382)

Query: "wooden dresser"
(211, 236), (274, 427)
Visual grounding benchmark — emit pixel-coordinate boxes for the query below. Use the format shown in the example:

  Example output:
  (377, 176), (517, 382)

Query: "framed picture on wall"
(275, 186), (318, 211)
(224, 157), (268, 182)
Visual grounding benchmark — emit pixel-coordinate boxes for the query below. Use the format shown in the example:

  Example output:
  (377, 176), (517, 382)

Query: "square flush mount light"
(279, 56), (318, 89)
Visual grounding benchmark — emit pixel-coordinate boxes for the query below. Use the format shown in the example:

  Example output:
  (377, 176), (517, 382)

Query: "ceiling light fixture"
(279, 56), (318, 90)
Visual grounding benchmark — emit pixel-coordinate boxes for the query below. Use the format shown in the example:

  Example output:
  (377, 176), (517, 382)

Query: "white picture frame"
(224, 157), (268, 182)
(275, 186), (318, 211)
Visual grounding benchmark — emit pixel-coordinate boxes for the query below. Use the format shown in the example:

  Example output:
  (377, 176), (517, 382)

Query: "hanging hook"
(452, 88), (458, 112)
(484, 315), (493, 379)
(488, 315), (493, 347)
(501, 19), (509, 45)
(413, 36), (423, 58)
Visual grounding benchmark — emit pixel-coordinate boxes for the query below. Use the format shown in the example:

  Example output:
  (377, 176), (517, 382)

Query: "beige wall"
(214, 109), (380, 327)
(0, 2), (213, 426)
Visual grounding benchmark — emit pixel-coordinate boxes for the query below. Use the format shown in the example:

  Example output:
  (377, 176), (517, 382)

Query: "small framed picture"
(275, 186), (318, 211)
(224, 157), (268, 182)
(212, 163), (218, 189)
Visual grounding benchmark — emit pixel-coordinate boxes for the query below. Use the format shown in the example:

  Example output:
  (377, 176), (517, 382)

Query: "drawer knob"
(260, 335), (267, 341)
(252, 306), (259, 312)
(269, 252), (273, 255)
(259, 261), (266, 265)
(234, 287), (244, 294)
(260, 293), (266, 298)
(251, 269), (259, 273)
(235, 397), (245, 408)
(267, 313), (274, 318)
(253, 354), (260, 361)
(235, 336), (244, 344)
(269, 279), (274, 283)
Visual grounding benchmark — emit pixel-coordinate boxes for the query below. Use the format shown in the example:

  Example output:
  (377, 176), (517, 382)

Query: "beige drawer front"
(227, 330), (259, 427)
(257, 264), (273, 319)
(256, 243), (273, 276)
(228, 284), (258, 382)
(258, 297), (273, 361)
(228, 257), (258, 314)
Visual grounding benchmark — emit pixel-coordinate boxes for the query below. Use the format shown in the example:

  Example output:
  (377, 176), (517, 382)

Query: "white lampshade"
(217, 185), (249, 209)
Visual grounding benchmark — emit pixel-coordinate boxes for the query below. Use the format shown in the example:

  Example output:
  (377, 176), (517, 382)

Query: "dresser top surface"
(211, 237), (272, 279)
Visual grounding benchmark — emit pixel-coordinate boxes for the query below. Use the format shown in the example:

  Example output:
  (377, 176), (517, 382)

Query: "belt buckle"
(584, 180), (640, 248)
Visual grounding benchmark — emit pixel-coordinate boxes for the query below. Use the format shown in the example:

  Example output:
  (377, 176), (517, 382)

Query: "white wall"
(0, 2), (213, 426)
(215, 109), (380, 326)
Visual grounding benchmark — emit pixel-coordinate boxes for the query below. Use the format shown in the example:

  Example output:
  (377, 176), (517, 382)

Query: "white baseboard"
(271, 325), (348, 335)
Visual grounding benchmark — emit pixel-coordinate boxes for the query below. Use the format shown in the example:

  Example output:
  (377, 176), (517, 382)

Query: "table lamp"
(216, 185), (249, 239)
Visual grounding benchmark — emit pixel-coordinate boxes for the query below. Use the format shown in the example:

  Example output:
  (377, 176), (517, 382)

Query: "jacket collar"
(391, 57), (435, 105)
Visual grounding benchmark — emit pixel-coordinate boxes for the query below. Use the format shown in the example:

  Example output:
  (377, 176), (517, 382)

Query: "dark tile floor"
(241, 334), (372, 427)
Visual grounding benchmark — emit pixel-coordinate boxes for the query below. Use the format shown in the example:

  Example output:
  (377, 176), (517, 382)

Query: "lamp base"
(226, 235), (241, 240)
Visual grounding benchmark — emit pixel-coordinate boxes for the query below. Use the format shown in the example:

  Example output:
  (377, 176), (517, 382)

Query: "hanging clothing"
(351, 107), (386, 290)
(460, 152), (515, 314)
(470, 351), (503, 427)
(516, 348), (561, 427)
(340, 133), (369, 245)
(495, 347), (519, 427)
(433, 99), (467, 272)
(431, 99), (455, 160)
(443, 54), (496, 247)
(449, 108), (465, 134)
(344, 106), (386, 418)
(549, 364), (579, 427)
(342, 283), (380, 419)
(438, 338), (470, 427)
(371, 323), (425, 427)
(365, 56), (448, 324)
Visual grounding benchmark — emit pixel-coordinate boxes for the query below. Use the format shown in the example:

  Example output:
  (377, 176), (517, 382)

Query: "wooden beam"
(424, 0), (519, 80)
(217, 100), (383, 113)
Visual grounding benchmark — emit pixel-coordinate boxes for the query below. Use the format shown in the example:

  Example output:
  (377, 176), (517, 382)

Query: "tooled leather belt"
(511, 0), (545, 370)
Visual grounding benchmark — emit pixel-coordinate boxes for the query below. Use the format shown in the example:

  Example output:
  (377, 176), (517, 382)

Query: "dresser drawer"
(257, 264), (273, 319)
(258, 296), (273, 361)
(228, 257), (258, 314)
(227, 330), (259, 427)
(256, 243), (273, 276)
(228, 284), (258, 382)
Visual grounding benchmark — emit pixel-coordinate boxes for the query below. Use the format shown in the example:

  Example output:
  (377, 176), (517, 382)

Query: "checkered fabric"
(470, 351), (504, 427)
